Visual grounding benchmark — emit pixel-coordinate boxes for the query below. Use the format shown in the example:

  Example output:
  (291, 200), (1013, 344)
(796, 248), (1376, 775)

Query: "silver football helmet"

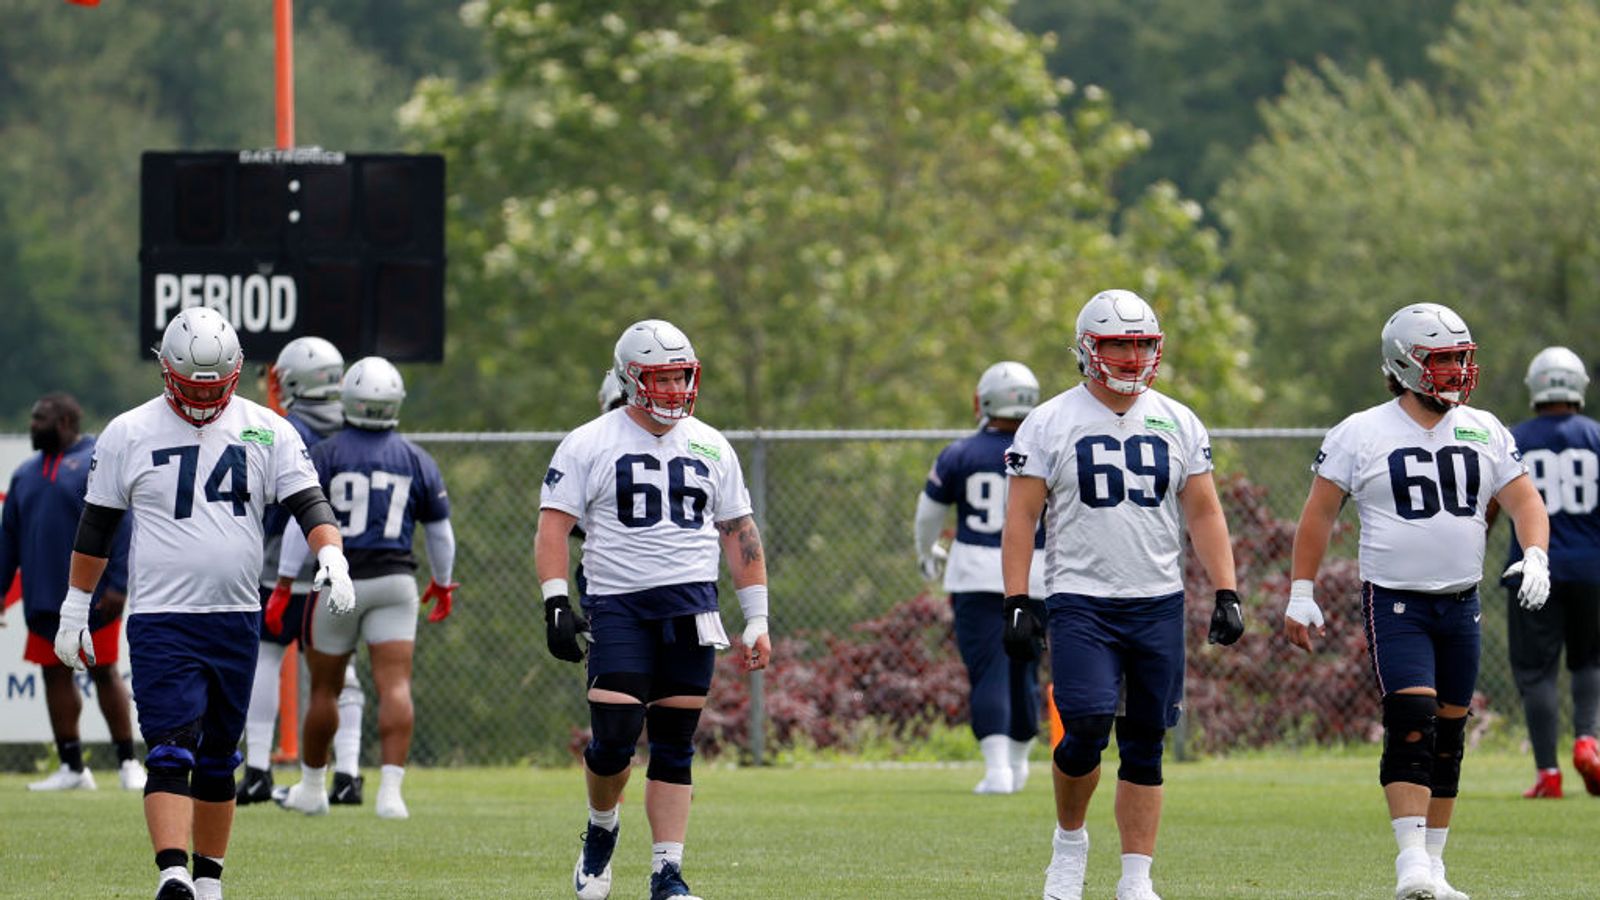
(598, 369), (626, 413)
(1073, 290), (1163, 395)
(158, 307), (244, 426)
(975, 361), (1040, 420)
(1380, 302), (1478, 405)
(274, 336), (345, 406)
(341, 356), (406, 429)
(1526, 346), (1588, 408)
(613, 319), (700, 424)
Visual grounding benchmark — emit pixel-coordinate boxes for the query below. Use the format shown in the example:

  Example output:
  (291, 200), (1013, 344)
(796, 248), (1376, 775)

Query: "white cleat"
(1012, 759), (1031, 792)
(1430, 859), (1468, 900)
(120, 759), (149, 791)
(1116, 878), (1163, 900)
(375, 784), (409, 820)
(974, 769), (1016, 794)
(193, 877), (223, 900)
(275, 781), (329, 816)
(154, 866), (195, 899)
(1042, 832), (1088, 900)
(574, 821), (619, 899)
(29, 764), (97, 792)
(1395, 848), (1437, 900)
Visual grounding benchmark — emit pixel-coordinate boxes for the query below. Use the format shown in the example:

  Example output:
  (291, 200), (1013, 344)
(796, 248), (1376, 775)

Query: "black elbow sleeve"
(282, 487), (338, 533)
(74, 503), (126, 558)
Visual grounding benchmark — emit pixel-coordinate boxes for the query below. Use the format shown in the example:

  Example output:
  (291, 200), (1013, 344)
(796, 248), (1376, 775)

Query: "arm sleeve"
(914, 493), (948, 556)
(282, 485), (337, 533)
(278, 517), (311, 580)
(423, 519), (456, 584)
(73, 503), (127, 559)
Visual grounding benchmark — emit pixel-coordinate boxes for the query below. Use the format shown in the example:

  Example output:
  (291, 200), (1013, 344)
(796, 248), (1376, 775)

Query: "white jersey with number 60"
(85, 397), (320, 615)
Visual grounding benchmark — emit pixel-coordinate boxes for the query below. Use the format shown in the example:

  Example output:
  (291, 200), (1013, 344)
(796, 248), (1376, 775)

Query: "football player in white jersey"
(1002, 290), (1243, 900)
(1284, 302), (1550, 900)
(536, 319), (771, 900)
(54, 308), (356, 900)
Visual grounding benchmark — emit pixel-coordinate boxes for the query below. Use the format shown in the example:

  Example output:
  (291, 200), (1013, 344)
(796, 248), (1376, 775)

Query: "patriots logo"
(1202, 446), (1212, 461)
(1004, 450), (1028, 473)
(543, 467), (565, 487)
(1313, 450), (1327, 470)
(1511, 449), (1524, 462)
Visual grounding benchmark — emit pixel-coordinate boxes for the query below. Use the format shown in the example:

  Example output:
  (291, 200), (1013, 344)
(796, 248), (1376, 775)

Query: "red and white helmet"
(158, 307), (243, 426)
(1380, 302), (1478, 406)
(613, 319), (700, 424)
(1073, 290), (1163, 395)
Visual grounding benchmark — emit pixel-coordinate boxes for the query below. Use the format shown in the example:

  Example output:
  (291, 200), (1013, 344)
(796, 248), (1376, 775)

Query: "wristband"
(1290, 579), (1314, 602)
(540, 578), (569, 601)
(735, 584), (769, 620)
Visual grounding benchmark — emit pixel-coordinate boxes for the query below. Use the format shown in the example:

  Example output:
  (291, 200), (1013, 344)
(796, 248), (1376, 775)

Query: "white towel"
(694, 611), (730, 649)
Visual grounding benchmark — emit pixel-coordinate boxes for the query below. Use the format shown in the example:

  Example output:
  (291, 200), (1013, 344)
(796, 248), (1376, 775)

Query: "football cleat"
(573, 822), (619, 899)
(330, 772), (365, 806)
(375, 783), (409, 820)
(1115, 878), (1163, 900)
(973, 769), (1015, 794)
(1574, 736), (1600, 797)
(28, 764), (97, 792)
(120, 759), (149, 791)
(1523, 768), (1562, 799)
(235, 767), (274, 805)
(155, 867), (195, 900)
(1430, 858), (1469, 900)
(648, 863), (702, 900)
(275, 781), (329, 816)
(1395, 848), (1436, 900)
(1042, 832), (1088, 900)
(193, 877), (223, 900)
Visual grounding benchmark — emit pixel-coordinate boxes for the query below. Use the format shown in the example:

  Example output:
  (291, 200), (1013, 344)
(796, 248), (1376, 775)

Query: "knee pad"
(584, 701), (646, 777)
(645, 705), (702, 785)
(1431, 714), (1467, 799)
(590, 672), (651, 704)
(1053, 714), (1114, 779)
(1115, 717), (1166, 787)
(143, 721), (201, 797)
(1380, 693), (1438, 788)
(191, 749), (242, 803)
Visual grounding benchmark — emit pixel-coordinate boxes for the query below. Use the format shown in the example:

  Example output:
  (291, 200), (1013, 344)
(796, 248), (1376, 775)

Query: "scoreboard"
(139, 149), (446, 362)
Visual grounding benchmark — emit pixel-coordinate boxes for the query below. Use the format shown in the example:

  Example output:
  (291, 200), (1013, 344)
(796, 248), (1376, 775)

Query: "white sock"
(588, 805), (619, 830)
(652, 841), (684, 874)
(244, 643), (286, 770)
(334, 665), (363, 777)
(1054, 825), (1087, 847)
(1391, 816), (1427, 854)
(1008, 737), (1032, 768)
(1425, 827), (1449, 860)
(300, 763), (327, 792)
(1121, 853), (1153, 883)
(979, 734), (1011, 782)
(380, 764), (404, 792)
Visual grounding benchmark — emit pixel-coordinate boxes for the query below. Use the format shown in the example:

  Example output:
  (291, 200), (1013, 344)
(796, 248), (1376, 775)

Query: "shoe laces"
(651, 862), (691, 897)
(579, 823), (618, 877)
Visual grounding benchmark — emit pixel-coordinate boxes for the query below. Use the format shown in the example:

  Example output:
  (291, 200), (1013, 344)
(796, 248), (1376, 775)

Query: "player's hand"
(314, 547), (356, 616)
(544, 595), (590, 663)
(1503, 546), (1551, 611)
(742, 615), (770, 672)
(1283, 579), (1325, 652)
(54, 587), (94, 671)
(264, 584), (292, 636)
(1208, 589), (1245, 646)
(1002, 595), (1046, 662)
(918, 544), (948, 583)
(421, 579), (458, 623)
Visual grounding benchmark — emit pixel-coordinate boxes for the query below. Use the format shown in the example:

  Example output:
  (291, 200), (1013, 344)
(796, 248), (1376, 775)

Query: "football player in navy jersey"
(1491, 346), (1600, 799)
(1286, 304), (1549, 900)
(915, 361), (1047, 795)
(537, 320), (771, 900)
(273, 356), (456, 821)
(0, 392), (142, 792)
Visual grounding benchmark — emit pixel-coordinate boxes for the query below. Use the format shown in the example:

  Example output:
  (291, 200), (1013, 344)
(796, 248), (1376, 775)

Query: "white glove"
(1285, 579), (1325, 629)
(1504, 545), (1551, 611)
(918, 543), (948, 582)
(54, 587), (95, 671)
(314, 545), (357, 616)
(742, 614), (769, 647)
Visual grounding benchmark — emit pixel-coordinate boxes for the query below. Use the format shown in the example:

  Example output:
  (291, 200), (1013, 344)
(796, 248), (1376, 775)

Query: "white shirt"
(86, 396), (320, 615)
(540, 409), (753, 595)
(1007, 386), (1213, 598)
(1313, 399), (1526, 592)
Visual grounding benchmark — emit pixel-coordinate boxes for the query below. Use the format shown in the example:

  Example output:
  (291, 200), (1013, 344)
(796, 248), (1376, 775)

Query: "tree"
(402, 0), (1257, 430)
(1217, 0), (1600, 423)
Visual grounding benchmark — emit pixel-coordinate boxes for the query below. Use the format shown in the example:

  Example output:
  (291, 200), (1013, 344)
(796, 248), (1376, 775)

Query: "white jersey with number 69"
(85, 396), (320, 615)
(1312, 399), (1526, 593)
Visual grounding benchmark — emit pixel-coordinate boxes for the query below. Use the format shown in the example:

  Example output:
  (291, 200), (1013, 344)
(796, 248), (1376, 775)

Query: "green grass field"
(4, 750), (1596, 898)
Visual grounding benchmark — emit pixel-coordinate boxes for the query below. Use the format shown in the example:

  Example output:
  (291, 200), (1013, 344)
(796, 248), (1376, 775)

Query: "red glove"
(264, 584), (292, 636)
(421, 579), (458, 623)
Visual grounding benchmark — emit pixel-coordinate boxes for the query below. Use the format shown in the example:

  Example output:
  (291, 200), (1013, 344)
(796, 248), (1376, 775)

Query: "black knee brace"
(1053, 714), (1114, 778)
(143, 721), (200, 797)
(1431, 714), (1467, 799)
(645, 705), (702, 785)
(1115, 717), (1166, 787)
(1380, 693), (1438, 788)
(192, 749), (242, 803)
(585, 701), (646, 777)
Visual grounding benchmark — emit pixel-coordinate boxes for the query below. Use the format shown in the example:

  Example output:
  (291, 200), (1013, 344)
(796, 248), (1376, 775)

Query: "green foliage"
(404, 0), (1256, 430)
(1217, 0), (1600, 423)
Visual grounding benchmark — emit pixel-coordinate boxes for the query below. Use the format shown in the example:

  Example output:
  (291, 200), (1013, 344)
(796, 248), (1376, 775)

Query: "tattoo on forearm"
(718, 515), (765, 566)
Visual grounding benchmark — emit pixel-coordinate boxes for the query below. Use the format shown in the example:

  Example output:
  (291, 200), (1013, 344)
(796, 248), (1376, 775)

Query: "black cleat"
(235, 766), (274, 805)
(329, 771), (364, 805)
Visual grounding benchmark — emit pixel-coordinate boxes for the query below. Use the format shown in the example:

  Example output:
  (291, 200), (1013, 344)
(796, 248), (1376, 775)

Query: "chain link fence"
(385, 428), (1528, 767)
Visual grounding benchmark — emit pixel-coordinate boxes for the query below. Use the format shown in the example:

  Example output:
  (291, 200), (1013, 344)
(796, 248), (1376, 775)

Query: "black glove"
(544, 595), (589, 663)
(1208, 589), (1245, 646)
(1002, 594), (1046, 662)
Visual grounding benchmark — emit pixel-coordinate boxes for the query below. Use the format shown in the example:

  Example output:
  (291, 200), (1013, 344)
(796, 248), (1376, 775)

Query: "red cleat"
(1574, 736), (1600, 797)
(1524, 767), (1563, 798)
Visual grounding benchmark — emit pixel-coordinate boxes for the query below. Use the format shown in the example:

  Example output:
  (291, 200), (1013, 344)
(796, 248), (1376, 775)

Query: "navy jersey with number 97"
(310, 428), (450, 579)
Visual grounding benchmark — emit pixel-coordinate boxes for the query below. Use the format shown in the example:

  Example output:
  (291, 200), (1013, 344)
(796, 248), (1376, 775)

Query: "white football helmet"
(1380, 302), (1478, 405)
(341, 356), (406, 429)
(598, 369), (626, 413)
(1073, 290), (1163, 395)
(975, 361), (1039, 420)
(1526, 346), (1588, 408)
(274, 336), (345, 405)
(158, 307), (243, 426)
(613, 319), (700, 424)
